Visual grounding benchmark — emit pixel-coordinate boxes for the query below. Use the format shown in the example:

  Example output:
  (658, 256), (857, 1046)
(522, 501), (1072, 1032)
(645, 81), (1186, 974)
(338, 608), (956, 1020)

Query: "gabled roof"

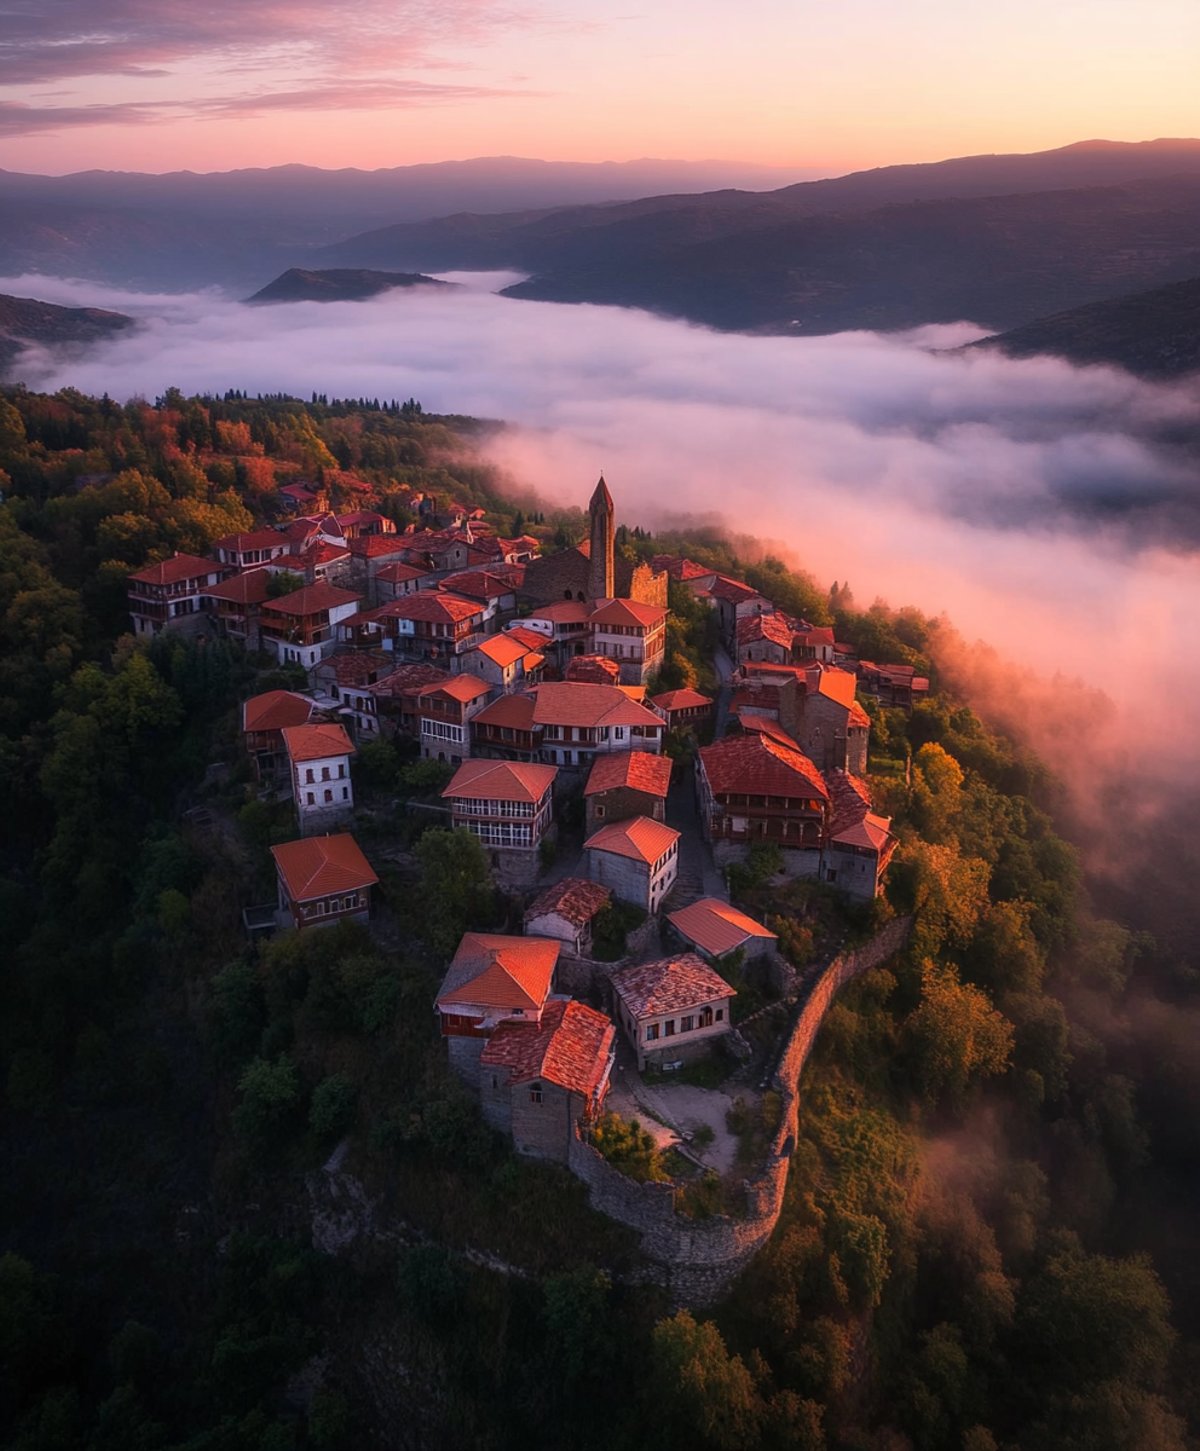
(315, 649), (394, 685)
(336, 510), (391, 528)
(271, 833), (377, 900)
(808, 664), (858, 710)
(824, 770), (895, 853)
(794, 625), (835, 648)
(733, 712), (802, 749)
(585, 815), (680, 866)
(699, 734), (829, 801)
(505, 625), (547, 651)
(525, 877), (612, 928)
(129, 552), (222, 586)
(374, 560), (430, 583)
(611, 953), (735, 1019)
(440, 569), (517, 601)
(423, 673), (490, 704)
(526, 600), (592, 625)
(260, 581), (361, 616)
(473, 692), (538, 730)
(848, 700), (871, 728)
(214, 527), (287, 553)
(589, 598), (668, 629)
(367, 663), (450, 697)
(436, 933), (560, 1014)
(652, 555), (716, 582)
(281, 722), (355, 762)
(710, 575), (766, 604)
(584, 750), (673, 799)
(442, 759), (557, 805)
(668, 898), (777, 959)
(737, 611), (796, 652)
(651, 688), (713, 711)
(348, 534), (413, 558)
(481, 998), (615, 1097)
(532, 681), (663, 731)
(206, 570), (275, 605)
(385, 590), (484, 624)
(473, 634), (531, 668)
(243, 689), (314, 734)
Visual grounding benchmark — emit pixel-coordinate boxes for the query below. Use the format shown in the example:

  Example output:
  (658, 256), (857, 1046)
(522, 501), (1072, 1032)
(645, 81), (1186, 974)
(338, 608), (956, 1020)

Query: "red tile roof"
(281, 722), (355, 762)
(848, 701), (871, 729)
(699, 734), (829, 801)
(424, 673), (490, 704)
(710, 575), (765, 603)
(385, 590), (484, 624)
(824, 771), (895, 852)
(316, 650), (394, 685)
(243, 690), (314, 734)
(525, 877), (612, 928)
(585, 815), (680, 866)
(437, 933), (560, 1013)
(566, 654), (621, 685)
(651, 688), (713, 712)
(336, 510), (391, 529)
(611, 953), (736, 1019)
(368, 664), (450, 697)
(348, 534), (412, 558)
(733, 713), (801, 749)
(472, 634), (531, 668)
(440, 569), (517, 601)
(527, 600), (592, 625)
(505, 625), (547, 651)
(443, 759), (557, 805)
(473, 692), (538, 730)
(737, 612), (796, 652)
(667, 898), (777, 958)
(261, 581), (361, 616)
(584, 751), (673, 799)
(374, 560), (429, 582)
(532, 682), (663, 731)
(589, 598), (668, 629)
(206, 570), (274, 605)
(214, 527), (287, 553)
(129, 552), (222, 586)
(271, 833), (377, 901)
(481, 997), (615, 1097)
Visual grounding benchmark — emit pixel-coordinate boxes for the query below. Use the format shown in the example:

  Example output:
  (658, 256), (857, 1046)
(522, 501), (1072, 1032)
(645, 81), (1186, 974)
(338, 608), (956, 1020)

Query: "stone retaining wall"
(569, 914), (912, 1305)
(554, 918), (660, 997)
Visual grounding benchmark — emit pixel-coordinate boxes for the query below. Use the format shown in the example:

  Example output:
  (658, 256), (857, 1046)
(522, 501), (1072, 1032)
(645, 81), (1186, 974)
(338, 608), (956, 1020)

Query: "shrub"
(308, 1073), (356, 1140)
(590, 1112), (669, 1182)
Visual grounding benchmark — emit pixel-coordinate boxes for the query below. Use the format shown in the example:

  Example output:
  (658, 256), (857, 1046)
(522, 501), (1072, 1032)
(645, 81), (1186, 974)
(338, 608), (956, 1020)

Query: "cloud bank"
(6, 272), (1199, 788)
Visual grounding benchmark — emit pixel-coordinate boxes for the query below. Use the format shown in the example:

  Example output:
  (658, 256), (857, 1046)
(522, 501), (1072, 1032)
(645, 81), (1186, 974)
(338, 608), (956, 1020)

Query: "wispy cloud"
(0, 0), (546, 133)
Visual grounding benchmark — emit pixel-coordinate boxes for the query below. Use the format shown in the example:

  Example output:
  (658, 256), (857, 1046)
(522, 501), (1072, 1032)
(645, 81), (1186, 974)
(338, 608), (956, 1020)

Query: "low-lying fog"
(8, 271), (1199, 806)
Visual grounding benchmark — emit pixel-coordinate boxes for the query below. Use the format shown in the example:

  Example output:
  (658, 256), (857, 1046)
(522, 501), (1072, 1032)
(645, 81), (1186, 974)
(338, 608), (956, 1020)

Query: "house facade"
(416, 675), (491, 763)
(282, 721), (356, 833)
(270, 833), (377, 930)
(533, 682), (665, 770)
(127, 553), (227, 637)
(610, 954), (736, 1071)
(523, 878), (613, 957)
(436, 933), (561, 1085)
(696, 733), (830, 876)
(585, 816), (681, 914)
(587, 598), (668, 685)
(441, 759), (558, 884)
(583, 750), (672, 833)
(242, 689), (315, 781)
(258, 582), (363, 671)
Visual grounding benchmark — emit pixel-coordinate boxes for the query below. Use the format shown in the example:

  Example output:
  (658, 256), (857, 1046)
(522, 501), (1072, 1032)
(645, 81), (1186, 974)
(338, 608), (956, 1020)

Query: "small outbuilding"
(667, 897), (778, 964)
(610, 953), (736, 1072)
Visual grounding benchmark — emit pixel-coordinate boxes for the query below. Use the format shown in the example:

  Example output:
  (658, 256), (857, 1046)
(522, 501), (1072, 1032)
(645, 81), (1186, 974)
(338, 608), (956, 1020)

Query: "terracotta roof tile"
(440, 569), (518, 601)
(480, 998), (615, 1097)
(699, 734), (829, 801)
(473, 634), (530, 668)
(505, 625), (547, 651)
(443, 759), (557, 804)
(532, 682), (663, 731)
(206, 570), (274, 605)
(243, 690), (314, 733)
(129, 552), (222, 586)
(367, 664), (450, 697)
(710, 575), (764, 603)
(316, 650), (394, 685)
(611, 953), (736, 1019)
(585, 815), (680, 866)
(384, 590), (484, 624)
(281, 722), (355, 762)
(425, 673), (490, 704)
(584, 751), (673, 799)
(374, 560), (430, 583)
(525, 877), (612, 928)
(436, 933), (560, 1013)
(271, 833), (377, 900)
(667, 898), (777, 958)
(737, 612), (796, 651)
(589, 598), (668, 629)
(348, 534), (412, 558)
(260, 581), (362, 616)
(473, 692), (538, 730)
(651, 688), (713, 711)
(214, 527), (287, 553)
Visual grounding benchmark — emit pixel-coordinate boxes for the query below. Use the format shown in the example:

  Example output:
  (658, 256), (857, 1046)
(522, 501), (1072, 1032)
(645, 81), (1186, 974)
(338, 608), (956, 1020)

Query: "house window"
(324, 789), (333, 803)
(716, 1008), (724, 1021)
(341, 787), (349, 800)
(305, 768), (314, 784)
(645, 1023), (659, 1041)
(664, 1020), (675, 1037)
(595, 805), (605, 819)
(681, 1015), (694, 1032)
(306, 792), (315, 805)
(530, 1084), (543, 1104)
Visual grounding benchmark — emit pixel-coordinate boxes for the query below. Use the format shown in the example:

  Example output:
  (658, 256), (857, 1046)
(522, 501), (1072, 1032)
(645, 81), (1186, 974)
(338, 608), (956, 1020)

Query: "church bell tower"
(587, 475), (615, 601)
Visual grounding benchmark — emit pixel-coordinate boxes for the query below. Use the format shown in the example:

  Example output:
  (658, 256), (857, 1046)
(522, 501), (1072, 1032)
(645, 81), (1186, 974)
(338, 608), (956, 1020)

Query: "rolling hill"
(244, 268), (455, 305)
(0, 292), (134, 378)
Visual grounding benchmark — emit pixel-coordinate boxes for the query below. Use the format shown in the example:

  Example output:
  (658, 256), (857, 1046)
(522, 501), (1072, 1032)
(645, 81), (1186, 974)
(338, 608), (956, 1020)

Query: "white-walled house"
(610, 953), (736, 1071)
(258, 582), (363, 672)
(584, 815), (680, 914)
(281, 721), (356, 833)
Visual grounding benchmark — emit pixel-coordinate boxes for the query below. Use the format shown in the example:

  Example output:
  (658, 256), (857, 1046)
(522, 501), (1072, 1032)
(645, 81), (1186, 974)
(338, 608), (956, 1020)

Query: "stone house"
(282, 721), (356, 833)
(365, 663), (451, 739)
(521, 599), (593, 672)
(738, 662), (870, 776)
(566, 654), (621, 687)
(479, 998), (616, 1162)
(440, 568), (521, 625)
(587, 598), (668, 685)
(583, 750), (673, 833)
(735, 611), (797, 666)
(457, 632), (544, 692)
(667, 897), (778, 964)
(821, 771), (899, 900)
(311, 650), (396, 739)
(415, 674), (491, 763)
(585, 816), (681, 914)
(610, 954), (736, 1071)
(204, 567), (274, 649)
(710, 575), (774, 647)
(258, 581), (364, 672)
(370, 590), (488, 664)
(374, 559), (437, 604)
(523, 878), (613, 957)
(127, 553), (228, 637)
(470, 691), (541, 761)
(270, 833), (377, 930)
(436, 933), (561, 1085)
(242, 689), (316, 781)
(857, 660), (931, 711)
(696, 733), (829, 876)
(441, 759), (558, 884)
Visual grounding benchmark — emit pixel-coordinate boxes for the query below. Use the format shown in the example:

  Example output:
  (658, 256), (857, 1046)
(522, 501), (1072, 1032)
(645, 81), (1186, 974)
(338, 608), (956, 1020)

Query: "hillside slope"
(0, 292), (133, 377)
(244, 268), (454, 305)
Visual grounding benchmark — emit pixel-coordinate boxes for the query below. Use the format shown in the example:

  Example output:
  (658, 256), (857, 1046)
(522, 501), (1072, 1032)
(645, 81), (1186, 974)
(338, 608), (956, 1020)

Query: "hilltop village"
(127, 471), (924, 1198)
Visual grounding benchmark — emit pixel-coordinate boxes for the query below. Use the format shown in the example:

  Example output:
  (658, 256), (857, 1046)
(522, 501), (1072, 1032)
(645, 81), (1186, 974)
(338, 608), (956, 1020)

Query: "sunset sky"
(3, 0), (1198, 176)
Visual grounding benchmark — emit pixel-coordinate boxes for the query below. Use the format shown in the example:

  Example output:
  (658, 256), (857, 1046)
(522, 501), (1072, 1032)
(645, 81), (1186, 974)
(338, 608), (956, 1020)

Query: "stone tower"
(587, 475), (615, 601)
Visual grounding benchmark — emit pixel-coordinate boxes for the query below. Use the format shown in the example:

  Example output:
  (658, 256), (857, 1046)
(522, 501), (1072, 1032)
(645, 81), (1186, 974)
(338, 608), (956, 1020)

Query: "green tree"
(414, 827), (493, 955)
(904, 960), (1013, 1106)
(232, 1055), (301, 1146)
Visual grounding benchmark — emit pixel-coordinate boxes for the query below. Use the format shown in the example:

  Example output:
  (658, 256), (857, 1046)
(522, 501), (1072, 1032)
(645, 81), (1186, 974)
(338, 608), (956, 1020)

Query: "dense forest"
(1, 385), (1197, 1451)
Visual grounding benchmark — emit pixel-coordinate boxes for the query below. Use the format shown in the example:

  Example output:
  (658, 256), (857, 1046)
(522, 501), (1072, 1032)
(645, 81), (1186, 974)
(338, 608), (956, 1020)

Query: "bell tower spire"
(587, 475), (614, 601)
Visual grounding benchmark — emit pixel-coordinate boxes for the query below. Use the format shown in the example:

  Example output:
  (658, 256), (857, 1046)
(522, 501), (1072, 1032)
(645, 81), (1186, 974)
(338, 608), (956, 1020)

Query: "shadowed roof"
(271, 833), (377, 900)
(129, 552), (222, 586)
(243, 690), (313, 733)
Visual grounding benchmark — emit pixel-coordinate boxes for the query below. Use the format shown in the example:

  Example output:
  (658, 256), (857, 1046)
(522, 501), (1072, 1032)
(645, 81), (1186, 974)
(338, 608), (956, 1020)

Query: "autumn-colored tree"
(904, 959), (1013, 1106)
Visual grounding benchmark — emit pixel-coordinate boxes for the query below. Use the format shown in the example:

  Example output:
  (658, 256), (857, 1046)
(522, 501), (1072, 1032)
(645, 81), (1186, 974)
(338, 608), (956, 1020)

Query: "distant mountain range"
(244, 268), (454, 305)
(0, 293), (133, 378)
(975, 276), (1200, 378)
